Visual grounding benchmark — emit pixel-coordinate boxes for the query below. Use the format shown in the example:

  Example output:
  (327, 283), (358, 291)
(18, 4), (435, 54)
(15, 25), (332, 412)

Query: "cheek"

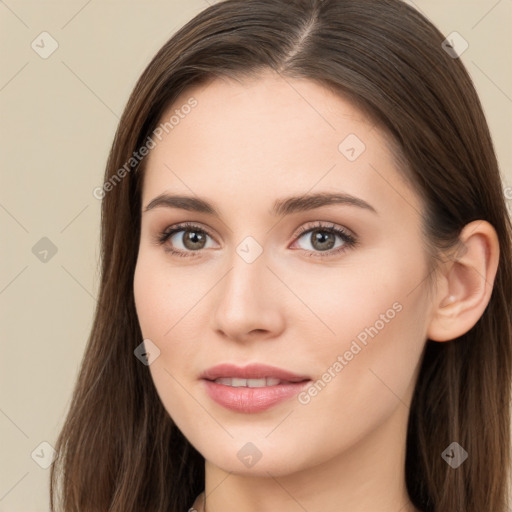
(133, 253), (207, 370)
(133, 252), (186, 338)
(289, 245), (430, 405)
(288, 246), (428, 351)
(133, 264), (163, 339)
(133, 256), (206, 425)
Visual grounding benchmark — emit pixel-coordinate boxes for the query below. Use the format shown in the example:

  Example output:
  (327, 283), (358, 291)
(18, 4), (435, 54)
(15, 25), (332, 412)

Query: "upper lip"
(200, 363), (311, 383)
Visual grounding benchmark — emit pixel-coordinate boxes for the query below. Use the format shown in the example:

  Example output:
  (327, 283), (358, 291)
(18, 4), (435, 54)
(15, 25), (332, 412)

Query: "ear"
(427, 220), (500, 342)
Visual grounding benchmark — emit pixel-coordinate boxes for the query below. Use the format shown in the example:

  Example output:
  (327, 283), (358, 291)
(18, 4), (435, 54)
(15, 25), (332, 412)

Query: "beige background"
(1, 1), (511, 510)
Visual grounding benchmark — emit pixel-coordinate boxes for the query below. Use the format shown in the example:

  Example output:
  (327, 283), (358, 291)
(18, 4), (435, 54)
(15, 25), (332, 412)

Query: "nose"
(211, 248), (285, 343)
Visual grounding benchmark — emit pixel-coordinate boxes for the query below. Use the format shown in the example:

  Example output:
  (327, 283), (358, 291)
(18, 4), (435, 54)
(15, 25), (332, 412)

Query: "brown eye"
(305, 229), (337, 251)
(172, 229), (208, 250)
(157, 223), (216, 256)
(292, 223), (357, 257)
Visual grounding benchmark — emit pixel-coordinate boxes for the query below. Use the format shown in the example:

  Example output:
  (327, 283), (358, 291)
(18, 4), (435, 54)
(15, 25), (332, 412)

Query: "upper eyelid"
(165, 222), (216, 239)
(294, 222), (354, 237)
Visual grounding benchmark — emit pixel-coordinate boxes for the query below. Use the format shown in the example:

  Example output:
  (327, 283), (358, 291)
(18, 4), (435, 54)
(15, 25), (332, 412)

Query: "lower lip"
(202, 379), (311, 413)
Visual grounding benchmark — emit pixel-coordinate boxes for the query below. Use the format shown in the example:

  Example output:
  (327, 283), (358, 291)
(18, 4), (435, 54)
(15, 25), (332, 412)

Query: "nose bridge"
(219, 221), (268, 291)
(220, 239), (268, 309)
(211, 237), (283, 339)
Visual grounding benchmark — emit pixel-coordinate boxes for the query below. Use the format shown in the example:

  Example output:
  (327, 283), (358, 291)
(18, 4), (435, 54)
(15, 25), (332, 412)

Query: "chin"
(191, 433), (324, 478)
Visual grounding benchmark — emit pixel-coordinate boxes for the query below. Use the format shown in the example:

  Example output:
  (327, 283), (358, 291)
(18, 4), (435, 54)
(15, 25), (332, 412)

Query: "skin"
(133, 70), (499, 512)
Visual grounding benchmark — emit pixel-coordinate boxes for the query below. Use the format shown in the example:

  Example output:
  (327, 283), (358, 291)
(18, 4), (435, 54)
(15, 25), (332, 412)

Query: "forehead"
(140, 71), (420, 224)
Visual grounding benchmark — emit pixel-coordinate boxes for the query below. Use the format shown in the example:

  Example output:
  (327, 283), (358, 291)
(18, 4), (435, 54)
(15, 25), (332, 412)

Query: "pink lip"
(200, 363), (310, 382)
(200, 363), (311, 413)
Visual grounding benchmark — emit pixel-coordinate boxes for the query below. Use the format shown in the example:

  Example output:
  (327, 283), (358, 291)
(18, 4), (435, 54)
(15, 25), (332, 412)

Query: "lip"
(200, 363), (311, 413)
(200, 363), (310, 382)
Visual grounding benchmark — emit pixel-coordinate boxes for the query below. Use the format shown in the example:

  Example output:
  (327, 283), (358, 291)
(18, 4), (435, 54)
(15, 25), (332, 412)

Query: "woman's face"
(134, 71), (434, 476)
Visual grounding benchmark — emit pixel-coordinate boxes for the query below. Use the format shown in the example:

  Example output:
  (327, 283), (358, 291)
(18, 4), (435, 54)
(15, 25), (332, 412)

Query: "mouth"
(200, 363), (311, 413)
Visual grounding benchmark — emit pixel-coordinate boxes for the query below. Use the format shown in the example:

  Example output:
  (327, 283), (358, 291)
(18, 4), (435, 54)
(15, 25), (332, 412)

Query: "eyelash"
(154, 221), (358, 259)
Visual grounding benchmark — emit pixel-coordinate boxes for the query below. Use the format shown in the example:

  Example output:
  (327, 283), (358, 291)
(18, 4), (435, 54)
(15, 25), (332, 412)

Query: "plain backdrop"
(1, 1), (511, 510)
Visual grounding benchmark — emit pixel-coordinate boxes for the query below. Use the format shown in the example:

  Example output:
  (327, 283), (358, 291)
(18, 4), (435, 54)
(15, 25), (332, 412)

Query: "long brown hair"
(50, 1), (512, 510)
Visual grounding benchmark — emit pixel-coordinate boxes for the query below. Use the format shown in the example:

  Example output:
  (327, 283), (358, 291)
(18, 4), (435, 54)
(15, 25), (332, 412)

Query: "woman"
(50, 1), (512, 511)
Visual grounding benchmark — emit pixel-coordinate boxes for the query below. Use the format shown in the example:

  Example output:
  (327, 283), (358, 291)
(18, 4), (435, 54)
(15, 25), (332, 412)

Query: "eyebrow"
(143, 191), (377, 217)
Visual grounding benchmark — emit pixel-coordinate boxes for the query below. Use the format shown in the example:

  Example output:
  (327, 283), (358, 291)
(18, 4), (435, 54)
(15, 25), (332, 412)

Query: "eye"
(291, 222), (357, 257)
(155, 222), (216, 257)
(154, 221), (358, 258)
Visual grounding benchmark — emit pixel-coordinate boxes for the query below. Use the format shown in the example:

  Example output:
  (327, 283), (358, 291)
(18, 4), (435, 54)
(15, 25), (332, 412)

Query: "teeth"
(214, 377), (282, 387)
(232, 378), (248, 387)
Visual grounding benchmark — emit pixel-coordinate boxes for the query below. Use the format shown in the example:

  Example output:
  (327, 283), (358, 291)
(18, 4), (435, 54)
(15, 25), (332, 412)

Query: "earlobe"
(427, 220), (500, 342)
